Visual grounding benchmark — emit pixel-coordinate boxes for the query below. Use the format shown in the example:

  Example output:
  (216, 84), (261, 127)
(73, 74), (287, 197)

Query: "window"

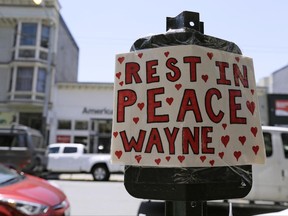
(9, 68), (13, 92)
(0, 134), (16, 147)
(263, 132), (273, 157)
(16, 67), (33, 91)
(31, 135), (44, 149)
(91, 119), (112, 153)
(19, 113), (42, 129)
(0, 134), (26, 148)
(281, 133), (288, 158)
(58, 120), (72, 130)
(15, 134), (26, 148)
(75, 121), (88, 130)
(49, 147), (60, 154)
(20, 23), (37, 46)
(13, 25), (17, 46)
(19, 49), (35, 58)
(97, 137), (111, 153)
(63, 147), (77, 153)
(36, 68), (47, 93)
(41, 25), (50, 48)
(98, 121), (112, 133)
(74, 136), (88, 145)
(39, 51), (48, 60)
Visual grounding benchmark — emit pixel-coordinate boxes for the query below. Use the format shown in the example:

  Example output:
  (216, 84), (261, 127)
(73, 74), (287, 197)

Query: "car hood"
(0, 174), (66, 206)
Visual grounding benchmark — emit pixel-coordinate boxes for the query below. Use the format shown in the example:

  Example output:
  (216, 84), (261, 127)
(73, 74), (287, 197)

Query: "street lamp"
(33, 0), (54, 145)
(33, 0), (43, 5)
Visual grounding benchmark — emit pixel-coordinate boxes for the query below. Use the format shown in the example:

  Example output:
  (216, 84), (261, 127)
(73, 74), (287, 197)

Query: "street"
(48, 175), (287, 216)
(49, 175), (150, 216)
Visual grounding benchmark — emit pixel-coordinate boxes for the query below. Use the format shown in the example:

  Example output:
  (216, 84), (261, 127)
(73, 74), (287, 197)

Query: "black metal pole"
(165, 201), (207, 216)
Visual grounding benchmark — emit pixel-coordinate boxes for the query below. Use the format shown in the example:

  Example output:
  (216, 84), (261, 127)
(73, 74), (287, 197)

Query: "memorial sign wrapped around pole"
(112, 44), (264, 167)
(111, 11), (266, 215)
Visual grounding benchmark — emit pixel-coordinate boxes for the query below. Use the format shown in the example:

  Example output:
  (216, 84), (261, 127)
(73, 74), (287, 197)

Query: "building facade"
(0, 0), (79, 142)
(258, 64), (288, 126)
(1, 0), (287, 152)
(269, 65), (288, 126)
(50, 82), (114, 153)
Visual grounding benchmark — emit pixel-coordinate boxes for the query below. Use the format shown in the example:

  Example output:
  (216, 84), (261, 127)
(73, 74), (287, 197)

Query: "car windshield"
(0, 164), (21, 186)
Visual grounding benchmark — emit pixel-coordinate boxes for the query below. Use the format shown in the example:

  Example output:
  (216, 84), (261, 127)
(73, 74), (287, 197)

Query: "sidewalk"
(57, 173), (124, 181)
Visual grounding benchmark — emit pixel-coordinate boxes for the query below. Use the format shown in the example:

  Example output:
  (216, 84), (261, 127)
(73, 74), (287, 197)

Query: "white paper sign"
(111, 44), (265, 167)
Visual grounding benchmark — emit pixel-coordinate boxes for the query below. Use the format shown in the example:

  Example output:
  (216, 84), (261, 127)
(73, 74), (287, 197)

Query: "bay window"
(9, 66), (48, 101)
(9, 20), (52, 101)
(17, 22), (51, 60)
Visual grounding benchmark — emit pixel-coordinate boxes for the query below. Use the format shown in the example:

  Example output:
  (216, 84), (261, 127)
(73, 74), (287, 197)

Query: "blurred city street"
(48, 175), (287, 216)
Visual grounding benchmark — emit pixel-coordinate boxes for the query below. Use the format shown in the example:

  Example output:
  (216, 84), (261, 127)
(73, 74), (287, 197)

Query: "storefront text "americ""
(82, 107), (113, 115)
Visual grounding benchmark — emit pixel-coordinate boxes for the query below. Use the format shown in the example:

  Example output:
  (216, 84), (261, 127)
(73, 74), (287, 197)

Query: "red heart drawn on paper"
(246, 101), (255, 115)
(135, 155), (142, 163)
(155, 158), (161, 165)
(166, 156), (171, 161)
(239, 136), (246, 145)
(251, 89), (255, 95)
(133, 117), (139, 124)
(219, 152), (224, 159)
(221, 135), (230, 147)
(200, 156), (206, 162)
(201, 74), (208, 82)
(234, 151), (242, 161)
(116, 72), (121, 79)
(115, 151), (122, 159)
(119, 81), (124, 86)
(113, 131), (118, 138)
(222, 123), (227, 130)
(209, 160), (215, 166)
(138, 53), (143, 58)
(175, 84), (182, 90)
(207, 52), (213, 60)
(166, 97), (174, 105)
(164, 51), (170, 57)
(118, 57), (125, 64)
(178, 155), (185, 163)
(251, 127), (258, 137)
(252, 145), (260, 155)
(235, 57), (240, 62)
(137, 102), (144, 110)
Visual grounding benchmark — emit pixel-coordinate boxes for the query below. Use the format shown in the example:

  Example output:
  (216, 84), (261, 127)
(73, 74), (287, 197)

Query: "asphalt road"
(48, 174), (287, 216)
(49, 175), (145, 216)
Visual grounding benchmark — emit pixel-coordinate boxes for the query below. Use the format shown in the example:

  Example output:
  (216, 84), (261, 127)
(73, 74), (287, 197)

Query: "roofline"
(59, 14), (79, 51)
(272, 64), (288, 76)
(262, 125), (288, 132)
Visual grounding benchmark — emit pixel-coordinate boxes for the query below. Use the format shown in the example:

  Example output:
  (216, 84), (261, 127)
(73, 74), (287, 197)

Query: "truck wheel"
(91, 165), (110, 181)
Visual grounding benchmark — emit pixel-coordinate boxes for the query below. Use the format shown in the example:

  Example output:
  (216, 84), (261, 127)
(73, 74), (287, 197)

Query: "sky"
(58, 1), (288, 84)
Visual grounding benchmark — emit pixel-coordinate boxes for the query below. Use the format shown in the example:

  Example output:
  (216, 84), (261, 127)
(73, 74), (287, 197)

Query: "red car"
(0, 164), (70, 216)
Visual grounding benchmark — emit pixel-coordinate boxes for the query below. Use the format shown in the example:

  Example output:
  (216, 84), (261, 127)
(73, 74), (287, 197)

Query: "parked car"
(253, 208), (288, 216)
(0, 201), (26, 216)
(0, 124), (47, 174)
(47, 143), (124, 181)
(0, 163), (70, 216)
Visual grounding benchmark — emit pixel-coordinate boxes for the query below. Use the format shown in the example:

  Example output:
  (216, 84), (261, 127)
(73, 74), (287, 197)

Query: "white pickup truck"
(47, 143), (124, 181)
